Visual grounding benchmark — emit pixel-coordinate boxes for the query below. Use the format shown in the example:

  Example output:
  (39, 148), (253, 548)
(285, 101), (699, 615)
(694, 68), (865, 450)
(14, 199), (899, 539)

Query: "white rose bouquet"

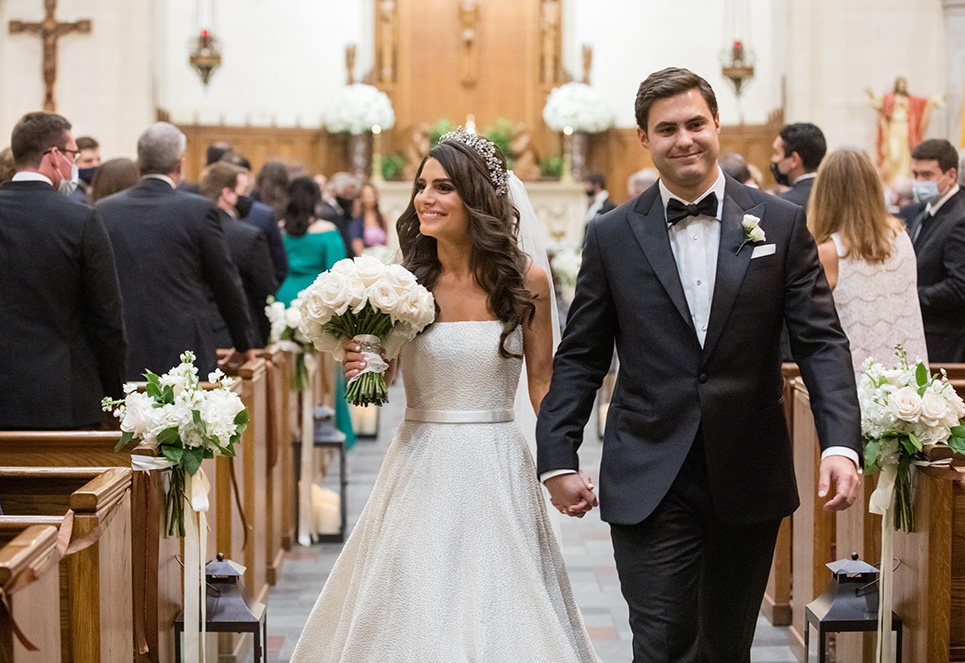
(265, 296), (314, 392)
(542, 82), (612, 133)
(102, 351), (248, 537)
(297, 255), (435, 406)
(860, 346), (965, 531)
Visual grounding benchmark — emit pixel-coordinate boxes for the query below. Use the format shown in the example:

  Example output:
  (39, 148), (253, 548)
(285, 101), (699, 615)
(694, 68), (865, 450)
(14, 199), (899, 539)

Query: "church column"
(945, 0), (965, 144)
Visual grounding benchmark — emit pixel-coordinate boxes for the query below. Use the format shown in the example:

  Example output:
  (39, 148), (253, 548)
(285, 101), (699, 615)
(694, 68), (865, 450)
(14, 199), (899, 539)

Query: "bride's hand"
(341, 340), (367, 381)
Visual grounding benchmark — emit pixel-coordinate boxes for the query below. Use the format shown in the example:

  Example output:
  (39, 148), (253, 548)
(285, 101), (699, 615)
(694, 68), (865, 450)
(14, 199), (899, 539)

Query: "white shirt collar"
(658, 166), (726, 220)
(793, 172), (817, 184)
(11, 171), (53, 185)
(143, 174), (176, 188)
(927, 183), (960, 216)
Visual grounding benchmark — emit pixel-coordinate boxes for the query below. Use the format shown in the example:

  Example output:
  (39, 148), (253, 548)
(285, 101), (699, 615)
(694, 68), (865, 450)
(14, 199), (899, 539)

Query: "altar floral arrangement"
(325, 84), (396, 135)
(860, 346), (965, 532)
(298, 255), (435, 406)
(102, 351), (247, 537)
(542, 82), (612, 133)
(265, 296), (315, 392)
(550, 247), (582, 287)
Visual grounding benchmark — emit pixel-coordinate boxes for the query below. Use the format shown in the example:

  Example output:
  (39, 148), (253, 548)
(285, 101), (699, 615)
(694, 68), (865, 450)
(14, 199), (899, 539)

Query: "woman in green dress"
(278, 176), (355, 448)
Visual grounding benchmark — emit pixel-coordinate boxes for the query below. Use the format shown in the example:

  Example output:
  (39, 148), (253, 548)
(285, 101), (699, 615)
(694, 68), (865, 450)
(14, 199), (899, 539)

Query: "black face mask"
(335, 196), (354, 215)
(235, 194), (254, 218)
(770, 160), (791, 187)
(78, 166), (97, 185)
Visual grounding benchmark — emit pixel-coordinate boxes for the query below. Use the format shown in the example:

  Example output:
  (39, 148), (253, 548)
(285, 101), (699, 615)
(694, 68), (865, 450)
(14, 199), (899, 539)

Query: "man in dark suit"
(899, 139), (965, 362)
(318, 172), (359, 257)
(98, 122), (254, 380)
(200, 162), (278, 348)
(537, 68), (861, 663)
(770, 122), (826, 209)
(0, 112), (126, 429)
(583, 171), (616, 221)
(219, 152), (288, 285)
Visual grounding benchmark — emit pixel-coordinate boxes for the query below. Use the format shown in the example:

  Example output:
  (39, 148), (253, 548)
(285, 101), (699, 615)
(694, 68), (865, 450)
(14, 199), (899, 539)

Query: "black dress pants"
(609, 435), (781, 663)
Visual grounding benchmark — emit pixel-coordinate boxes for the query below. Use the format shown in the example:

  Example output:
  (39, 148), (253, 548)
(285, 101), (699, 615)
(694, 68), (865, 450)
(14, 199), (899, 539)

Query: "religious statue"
(403, 124), (431, 181)
(345, 44), (357, 85)
(581, 44), (593, 85)
(510, 124), (542, 182)
(539, 0), (561, 86)
(377, 0), (398, 84)
(458, 0), (479, 87)
(867, 76), (945, 184)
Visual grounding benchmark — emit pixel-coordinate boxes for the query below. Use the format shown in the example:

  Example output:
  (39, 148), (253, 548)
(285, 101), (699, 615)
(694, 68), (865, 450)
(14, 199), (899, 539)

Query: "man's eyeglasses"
(43, 147), (80, 162)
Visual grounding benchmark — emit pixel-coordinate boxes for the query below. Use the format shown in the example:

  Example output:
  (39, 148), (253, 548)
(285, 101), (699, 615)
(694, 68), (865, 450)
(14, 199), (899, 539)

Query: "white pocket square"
(751, 244), (775, 259)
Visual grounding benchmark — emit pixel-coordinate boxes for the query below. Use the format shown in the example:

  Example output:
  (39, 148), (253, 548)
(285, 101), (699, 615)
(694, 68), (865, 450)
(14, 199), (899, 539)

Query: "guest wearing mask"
(318, 171), (360, 257)
(770, 123), (826, 209)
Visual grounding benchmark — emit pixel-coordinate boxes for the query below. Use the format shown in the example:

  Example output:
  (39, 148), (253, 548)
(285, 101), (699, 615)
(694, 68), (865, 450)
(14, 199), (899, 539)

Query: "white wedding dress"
(290, 320), (598, 663)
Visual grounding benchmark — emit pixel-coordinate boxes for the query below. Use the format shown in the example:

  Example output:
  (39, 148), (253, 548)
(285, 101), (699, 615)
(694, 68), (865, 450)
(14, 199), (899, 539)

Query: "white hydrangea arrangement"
(298, 255), (435, 405)
(324, 84), (396, 135)
(860, 346), (965, 531)
(102, 351), (247, 537)
(542, 82), (612, 133)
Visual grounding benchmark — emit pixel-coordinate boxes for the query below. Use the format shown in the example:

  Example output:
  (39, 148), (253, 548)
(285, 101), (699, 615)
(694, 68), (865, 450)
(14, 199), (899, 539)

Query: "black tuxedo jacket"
(900, 190), (965, 362)
(97, 178), (252, 379)
(240, 200), (288, 285)
(537, 176), (861, 525)
(778, 176), (814, 209)
(212, 209), (278, 348)
(0, 180), (126, 428)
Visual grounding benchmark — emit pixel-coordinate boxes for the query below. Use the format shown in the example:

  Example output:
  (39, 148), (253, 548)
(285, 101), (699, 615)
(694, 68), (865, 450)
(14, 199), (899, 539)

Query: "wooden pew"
(787, 379), (837, 660)
(0, 525), (62, 663)
(217, 358), (269, 662)
(260, 346), (295, 586)
(0, 467), (133, 663)
(761, 364), (799, 627)
(0, 431), (220, 663)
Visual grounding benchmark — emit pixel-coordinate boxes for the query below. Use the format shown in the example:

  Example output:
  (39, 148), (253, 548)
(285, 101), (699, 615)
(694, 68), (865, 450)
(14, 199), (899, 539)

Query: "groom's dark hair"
(635, 68), (718, 132)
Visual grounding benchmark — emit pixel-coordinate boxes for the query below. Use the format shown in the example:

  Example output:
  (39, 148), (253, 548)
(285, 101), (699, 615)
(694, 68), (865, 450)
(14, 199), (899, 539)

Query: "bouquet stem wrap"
(347, 334), (389, 406)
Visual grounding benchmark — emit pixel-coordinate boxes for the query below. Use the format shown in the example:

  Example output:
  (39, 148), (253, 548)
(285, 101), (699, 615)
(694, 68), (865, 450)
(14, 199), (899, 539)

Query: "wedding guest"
(90, 158), (139, 202)
(627, 168), (658, 200)
(719, 152), (755, 187)
(0, 147), (15, 184)
(0, 111), (126, 429)
(770, 122), (826, 208)
(254, 161), (290, 222)
(808, 148), (927, 374)
(348, 182), (388, 256)
(899, 139), (965, 362)
(98, 122), (253, 379)
(200, 162), (278, 348)
(319, 172), (360, 257)
(221, 152), (288, 284)
(583, 172), (615, 223)
(71, 135), (100, 205)
(278, 176), (354, 447)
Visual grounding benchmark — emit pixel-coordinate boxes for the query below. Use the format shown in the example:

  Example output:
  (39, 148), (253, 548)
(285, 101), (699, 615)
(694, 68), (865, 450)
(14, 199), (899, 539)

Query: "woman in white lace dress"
(289, 131), (599, 662)
(808, 147), (927, 375)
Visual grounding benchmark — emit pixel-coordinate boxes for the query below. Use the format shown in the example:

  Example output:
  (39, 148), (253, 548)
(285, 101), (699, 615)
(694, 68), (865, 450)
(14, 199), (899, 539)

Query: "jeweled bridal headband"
(437, 127), (509, 196)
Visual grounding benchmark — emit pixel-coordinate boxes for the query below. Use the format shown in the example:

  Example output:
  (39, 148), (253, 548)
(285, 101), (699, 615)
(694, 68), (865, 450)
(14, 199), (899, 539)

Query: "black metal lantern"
(174, 553), (267, 662)
(805, 552), (902, 663)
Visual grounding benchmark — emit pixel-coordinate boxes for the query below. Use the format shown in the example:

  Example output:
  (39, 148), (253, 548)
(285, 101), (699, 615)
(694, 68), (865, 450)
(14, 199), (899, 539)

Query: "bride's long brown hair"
(396, 140), (535, 358)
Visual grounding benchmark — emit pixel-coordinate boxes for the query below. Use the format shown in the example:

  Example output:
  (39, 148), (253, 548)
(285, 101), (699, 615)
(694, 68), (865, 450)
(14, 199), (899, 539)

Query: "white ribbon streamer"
(298, 356), (318, 546)
(869, 462), (897, 663)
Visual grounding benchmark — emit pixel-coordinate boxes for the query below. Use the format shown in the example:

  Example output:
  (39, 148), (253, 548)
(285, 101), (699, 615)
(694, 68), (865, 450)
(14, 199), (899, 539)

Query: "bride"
(289, 129), (599, 662)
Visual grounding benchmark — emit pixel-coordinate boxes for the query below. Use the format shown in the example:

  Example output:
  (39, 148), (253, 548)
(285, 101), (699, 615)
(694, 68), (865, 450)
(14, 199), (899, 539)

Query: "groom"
(537, 67), (862, 662)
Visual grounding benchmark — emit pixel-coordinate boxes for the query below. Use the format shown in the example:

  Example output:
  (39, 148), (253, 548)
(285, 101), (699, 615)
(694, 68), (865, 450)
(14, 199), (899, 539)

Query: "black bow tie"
(666, 193), (718, 226)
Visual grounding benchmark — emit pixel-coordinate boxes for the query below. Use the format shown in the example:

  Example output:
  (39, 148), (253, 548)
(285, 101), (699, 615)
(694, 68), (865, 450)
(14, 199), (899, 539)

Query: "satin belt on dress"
(404, 408), (515, 424)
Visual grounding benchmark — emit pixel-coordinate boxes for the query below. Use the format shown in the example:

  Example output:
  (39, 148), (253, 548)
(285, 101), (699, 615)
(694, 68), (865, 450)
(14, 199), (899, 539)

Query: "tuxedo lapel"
(701, 186), (764, 361)
(626, 192), (695, 335)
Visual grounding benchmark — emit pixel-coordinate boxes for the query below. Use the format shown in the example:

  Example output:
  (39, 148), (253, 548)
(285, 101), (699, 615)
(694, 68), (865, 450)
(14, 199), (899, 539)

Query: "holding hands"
(545, 472), (598, 518)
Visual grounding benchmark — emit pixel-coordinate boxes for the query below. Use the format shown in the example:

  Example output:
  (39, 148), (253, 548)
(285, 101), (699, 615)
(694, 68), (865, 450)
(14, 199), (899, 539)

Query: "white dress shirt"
(11, 171), (53, 185)
(542, 168), (856, 483)
(926, 183), (960, 217)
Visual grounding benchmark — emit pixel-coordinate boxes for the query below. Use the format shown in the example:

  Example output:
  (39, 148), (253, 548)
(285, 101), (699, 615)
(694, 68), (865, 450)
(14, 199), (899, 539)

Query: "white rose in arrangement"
(314, 272), (353, 317)
(285, 303), (302, 330)
(324, 84), (395, 135)
(920, 389), (948, 426)
(119, 391), (155, 437)
(889, 386), (923, 423)
(199, 389), (246, 445)
(542, 82), (612, 133)
(354, 255), (386, 287)
(383, 263), (418, 289)
(330, 258), (356, 277)
(367, 281), (402, 317)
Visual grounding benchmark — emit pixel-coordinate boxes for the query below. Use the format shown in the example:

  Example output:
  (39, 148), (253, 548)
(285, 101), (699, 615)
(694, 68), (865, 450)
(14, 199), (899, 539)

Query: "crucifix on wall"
(9, 0), (92, 111)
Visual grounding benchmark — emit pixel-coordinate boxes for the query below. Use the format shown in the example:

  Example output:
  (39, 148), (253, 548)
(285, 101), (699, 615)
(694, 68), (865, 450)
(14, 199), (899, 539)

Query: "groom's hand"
(819, 455), (860, 511)
(545, 472), (598, 518)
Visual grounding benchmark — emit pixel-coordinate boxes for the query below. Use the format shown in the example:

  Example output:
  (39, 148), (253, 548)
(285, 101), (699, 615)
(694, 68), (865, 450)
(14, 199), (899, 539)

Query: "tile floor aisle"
(264, 380), (798, 662)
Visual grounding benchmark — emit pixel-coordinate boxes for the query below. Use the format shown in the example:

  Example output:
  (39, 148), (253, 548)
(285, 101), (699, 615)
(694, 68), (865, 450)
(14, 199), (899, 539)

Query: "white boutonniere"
(736, 214), (765, 254)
